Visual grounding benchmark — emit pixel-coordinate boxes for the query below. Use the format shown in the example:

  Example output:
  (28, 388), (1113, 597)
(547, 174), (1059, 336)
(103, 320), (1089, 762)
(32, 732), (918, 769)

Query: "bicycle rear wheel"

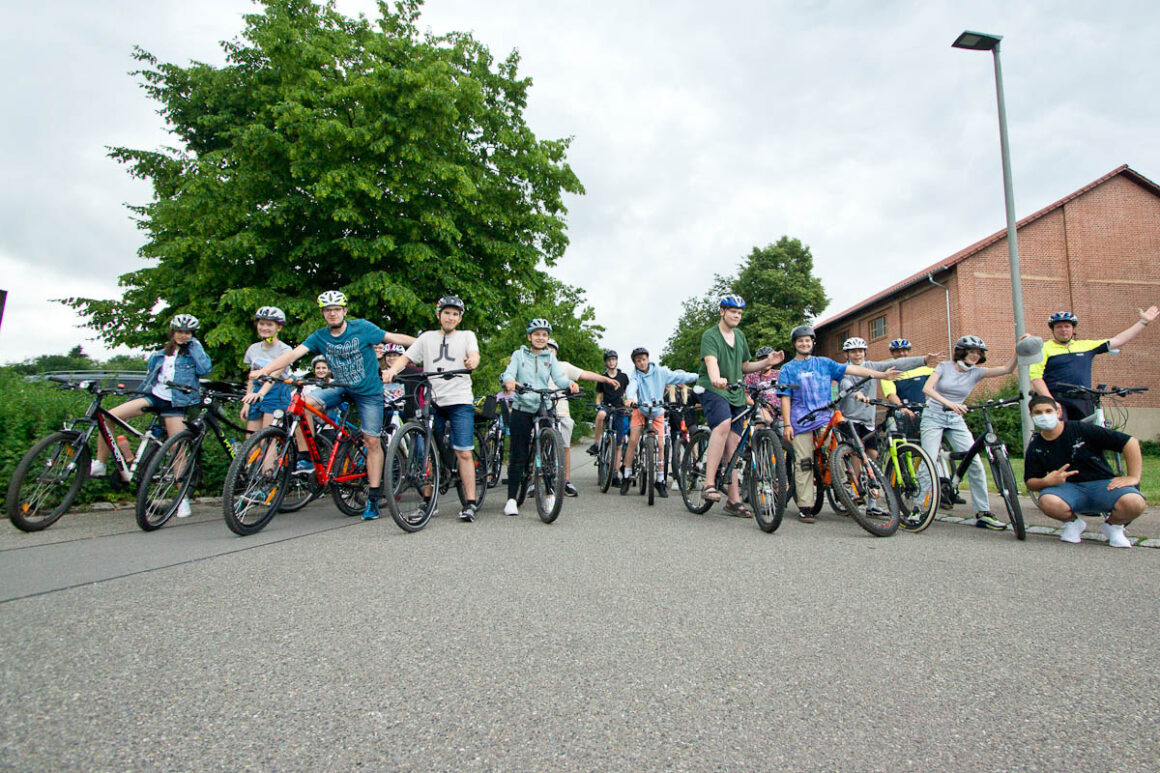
(750, 429), (788, 533)
(831, 442), (900, 537)
(644, 434), (657, 506)
(893, 441), (939, 533)
(454, 428), (488, 509)
(384, 423), (438, 532)
(6, 431), (90, 532)
(331, 436), (369, 517)
(222, 427), (292, 536)
(678, 429), (713, 514)
(136, 429), (199, 531)
(989, 447), (1026, 540)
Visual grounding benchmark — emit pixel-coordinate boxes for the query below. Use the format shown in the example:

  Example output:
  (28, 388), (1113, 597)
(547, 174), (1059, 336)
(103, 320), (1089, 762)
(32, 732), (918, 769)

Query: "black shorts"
(837, 422), (878, 452)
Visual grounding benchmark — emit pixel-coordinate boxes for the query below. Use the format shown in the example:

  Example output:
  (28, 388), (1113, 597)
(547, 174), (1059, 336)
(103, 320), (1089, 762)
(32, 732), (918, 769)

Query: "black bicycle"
(510, 385), (574, 524)
(384, 370), (488, 532)
(135, 381), (247, 531)
(594, 405), (631, 493)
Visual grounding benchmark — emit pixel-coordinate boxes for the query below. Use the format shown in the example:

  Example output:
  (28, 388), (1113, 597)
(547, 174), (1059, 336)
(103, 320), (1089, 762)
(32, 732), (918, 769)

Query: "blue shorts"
(597, 406), (630, 440)
(700, 390), (745, 436)
(144, 394), (186, 418)
(312, 387), (384, 437)
(245, 381), (291, 420)
(434, 403), (476, 451)
(1039, 479), (1145, 515)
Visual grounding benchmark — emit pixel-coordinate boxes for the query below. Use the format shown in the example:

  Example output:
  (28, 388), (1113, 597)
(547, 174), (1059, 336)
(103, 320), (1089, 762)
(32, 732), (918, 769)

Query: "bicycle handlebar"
(798, 376), (874, 424)
(395, 368), (475, 382)
(1055, 382), (1148, 399)
(963, 394), (1023, 411)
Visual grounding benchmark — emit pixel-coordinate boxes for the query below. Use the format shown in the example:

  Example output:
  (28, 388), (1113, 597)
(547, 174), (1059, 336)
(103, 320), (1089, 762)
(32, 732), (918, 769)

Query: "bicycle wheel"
(331, 436), (369, 517)
(486, 430), (506, 489)
(644, 434), (657, 506)
(534, 427), (565, 523)
(893, 441), (939, 533)
(811, 447), (827, 515)
(384, 423), (438, 532)
(6, 431), (90, 532)
(678, 428), (713, 514)
(750, 429), (788, 533)
(222, 427), (292, 536)
(136, 429), (199, 531)
(278, 436), (331, 513)
(454, 428), (488, 509)
(825, 485), (849, 516)
(831, 443), (900, 537)
(597, 435), (614, 492)
(989, 447), (1026, 541)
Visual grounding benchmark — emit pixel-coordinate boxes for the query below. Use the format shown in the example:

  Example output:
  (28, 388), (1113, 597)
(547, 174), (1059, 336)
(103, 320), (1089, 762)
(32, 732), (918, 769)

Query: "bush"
(964, 376), (1025, 457)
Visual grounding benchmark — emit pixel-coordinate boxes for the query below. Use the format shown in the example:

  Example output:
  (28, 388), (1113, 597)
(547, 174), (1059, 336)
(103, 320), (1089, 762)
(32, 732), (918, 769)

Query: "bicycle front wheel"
(222, 427), (292, 536)
(893, 441), (939, 533)
(990, 447), (1026, 541)
(136, 430), (199, 531)
(678, 429), (713, 514)
(534, 427), (565, 523)
(6, 431), (90, 532)
(831, 443), (900, 537)
(279, 436), (331, 513)
(384, 423), (438, 532)
(644, 434), (658, 506)
(750, 429), (788, 533)
(597, 436), (614, 492)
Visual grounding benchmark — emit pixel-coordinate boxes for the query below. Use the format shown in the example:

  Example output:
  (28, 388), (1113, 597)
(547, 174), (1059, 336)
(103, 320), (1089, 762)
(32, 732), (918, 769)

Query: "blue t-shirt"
(777, 356), (848, 433)
(302, 319), (387, 397)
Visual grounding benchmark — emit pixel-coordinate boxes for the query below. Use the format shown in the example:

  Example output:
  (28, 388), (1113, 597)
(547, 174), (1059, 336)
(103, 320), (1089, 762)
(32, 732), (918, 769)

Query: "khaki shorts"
(557, 414), (575, 444)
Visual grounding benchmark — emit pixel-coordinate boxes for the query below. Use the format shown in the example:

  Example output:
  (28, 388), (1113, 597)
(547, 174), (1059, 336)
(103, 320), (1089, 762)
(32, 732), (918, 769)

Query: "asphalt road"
(2, 459), (1157, 771)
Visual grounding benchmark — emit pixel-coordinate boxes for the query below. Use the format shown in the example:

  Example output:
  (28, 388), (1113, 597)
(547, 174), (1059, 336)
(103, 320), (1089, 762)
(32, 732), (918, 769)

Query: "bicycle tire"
(384, 423), (438, 532)
(534, 426), (565, 523)
(811, 447), (827, 515)
(893, 441), (939, 533)
(454, 428), (488, 509)
(484, 427), (505, 489)
(331, 436), (369, 517)
(678, 428), (713, 514)
(278, 435), (332, 513)
(222, 427), (292, 536)
(136, 429), (198, 531)
(831, 442), (900, 537)
(6, 431), (90, 532)
(750, 429), (788, 533)
(597, 435), (614, 492)
(825, 485), (849, 516)
(644, 434), (657, 506)
(990, 447), (1026, 540)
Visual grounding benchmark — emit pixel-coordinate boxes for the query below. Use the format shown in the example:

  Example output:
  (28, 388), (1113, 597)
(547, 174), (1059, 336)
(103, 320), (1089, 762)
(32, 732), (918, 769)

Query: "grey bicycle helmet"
(546, 338), (559, 351)
(954, 335), (988, 364)
(630, 347), (649, 358)
(755, 346), (773, 358)
(603, 349), (618, 360)
(526, 318), (552, 334)
(437, 295), (466, 314)
(790, 325), (815, 342)
(170, 314), (199, 332)
(311, 355), (329, 367)
(254, 306), (286, 324)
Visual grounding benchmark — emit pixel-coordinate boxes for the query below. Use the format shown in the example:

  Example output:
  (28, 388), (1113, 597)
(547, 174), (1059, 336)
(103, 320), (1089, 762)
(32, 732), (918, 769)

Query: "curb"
(932, 513), (1159, 548)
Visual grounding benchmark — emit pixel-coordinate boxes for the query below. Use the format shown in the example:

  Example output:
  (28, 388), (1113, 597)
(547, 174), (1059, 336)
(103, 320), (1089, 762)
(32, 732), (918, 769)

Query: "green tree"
(67, 0), (587, 376)
(660, 236), (829, 370)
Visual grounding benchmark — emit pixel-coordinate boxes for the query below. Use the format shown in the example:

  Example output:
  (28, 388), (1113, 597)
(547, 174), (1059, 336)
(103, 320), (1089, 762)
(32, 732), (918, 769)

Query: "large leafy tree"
(68, 0), (587, 375)
(660, 237), (829, 370)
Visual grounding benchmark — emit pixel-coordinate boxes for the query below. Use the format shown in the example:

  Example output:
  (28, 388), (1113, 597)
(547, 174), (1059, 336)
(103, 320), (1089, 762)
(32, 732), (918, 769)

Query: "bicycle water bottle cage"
(948, 451), (969, 461)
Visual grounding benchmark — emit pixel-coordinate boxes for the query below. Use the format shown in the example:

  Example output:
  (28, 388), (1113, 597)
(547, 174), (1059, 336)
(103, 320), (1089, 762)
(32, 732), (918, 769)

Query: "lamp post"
(952, 30), (1033, 450)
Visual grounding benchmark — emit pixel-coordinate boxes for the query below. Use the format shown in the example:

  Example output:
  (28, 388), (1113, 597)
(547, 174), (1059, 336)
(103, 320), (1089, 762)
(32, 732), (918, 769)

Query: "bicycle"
(865, 398), (940, 532)
(384, 370), (488, 532)
(623, 399), (669, 505)
(6, 377), (168, 532)
(784, 377), (902, 537)
(1055, 383), (1148, 476)
(679, 384), (788, 533)
(221, 377), (369, 536)
(932, 395), (1026, 540)
(508, 385), (574, 524)
(664, 401), (701, 491)
(476, 394), (507, 490)
(135, 381), (247, 531)
(593, 405), (631, 493)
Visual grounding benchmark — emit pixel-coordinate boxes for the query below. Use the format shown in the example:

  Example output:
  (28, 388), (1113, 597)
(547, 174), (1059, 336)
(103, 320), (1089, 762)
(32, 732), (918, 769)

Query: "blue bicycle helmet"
(1048, 311), (1078, 327)
(719, 294), (746, 309)
(889, 338), (912, 351)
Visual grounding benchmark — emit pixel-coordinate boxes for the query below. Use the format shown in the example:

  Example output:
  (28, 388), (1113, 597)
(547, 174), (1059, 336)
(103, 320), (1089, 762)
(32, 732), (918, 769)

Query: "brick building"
(814, 165), (1160, 440)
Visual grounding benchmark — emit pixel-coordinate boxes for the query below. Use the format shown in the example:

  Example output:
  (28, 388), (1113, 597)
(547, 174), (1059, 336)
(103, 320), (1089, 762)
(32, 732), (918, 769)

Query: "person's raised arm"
(251, 344), (310, 380)
(741, 350), (785, 374)
(1108, 305), (1158, 350)
(382, 331), (416, 348)
(844, 364), (899, 380)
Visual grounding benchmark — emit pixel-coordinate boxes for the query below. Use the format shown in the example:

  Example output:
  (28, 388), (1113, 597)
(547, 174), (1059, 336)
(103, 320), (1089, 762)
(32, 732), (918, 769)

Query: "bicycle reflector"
(985, 432), (998, 444)
(273, 409), (285, 420)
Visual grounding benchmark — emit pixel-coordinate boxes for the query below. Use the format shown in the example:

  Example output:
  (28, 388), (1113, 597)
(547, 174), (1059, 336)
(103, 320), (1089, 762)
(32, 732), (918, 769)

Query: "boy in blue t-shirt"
(250, 290), (414, 521)
(777, 325), (896, 523)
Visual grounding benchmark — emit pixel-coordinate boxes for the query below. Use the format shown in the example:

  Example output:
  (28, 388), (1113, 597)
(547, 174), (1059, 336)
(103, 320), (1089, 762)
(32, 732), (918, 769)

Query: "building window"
(837, 329), (850, 347)
(870, 315), (887, 340)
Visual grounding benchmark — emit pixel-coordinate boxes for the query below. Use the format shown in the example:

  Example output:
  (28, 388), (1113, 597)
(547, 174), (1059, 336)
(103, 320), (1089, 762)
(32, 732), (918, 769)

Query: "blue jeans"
(434, 403), (476, 451)
(920, 408), (989, 514)
(312, 387), (384, 437)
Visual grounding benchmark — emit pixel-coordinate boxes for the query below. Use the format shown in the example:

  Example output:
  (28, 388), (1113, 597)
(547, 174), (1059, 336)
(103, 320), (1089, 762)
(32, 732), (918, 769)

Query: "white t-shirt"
(152, 354), (177, 400)
(404, 330), (479, 406)
(550, 361), (583, 417)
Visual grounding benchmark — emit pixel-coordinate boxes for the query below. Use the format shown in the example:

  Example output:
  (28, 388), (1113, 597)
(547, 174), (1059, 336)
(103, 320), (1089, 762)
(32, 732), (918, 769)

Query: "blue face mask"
(1032, 413), (1059, 431)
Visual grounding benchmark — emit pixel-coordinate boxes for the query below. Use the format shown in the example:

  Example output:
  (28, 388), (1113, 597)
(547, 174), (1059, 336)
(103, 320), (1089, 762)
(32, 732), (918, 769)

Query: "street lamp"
(953, 30), (1033, 450)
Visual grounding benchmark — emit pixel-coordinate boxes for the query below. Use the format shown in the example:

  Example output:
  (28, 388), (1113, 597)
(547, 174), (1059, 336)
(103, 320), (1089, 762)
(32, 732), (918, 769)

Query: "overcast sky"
(2, 0), (1157, 363)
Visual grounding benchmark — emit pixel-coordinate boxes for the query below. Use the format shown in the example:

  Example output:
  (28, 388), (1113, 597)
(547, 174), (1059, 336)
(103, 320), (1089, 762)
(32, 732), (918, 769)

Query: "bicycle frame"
(59, 381), (167, 482)
(940, 402), (1013, 491)
(279, 385), (363, 488)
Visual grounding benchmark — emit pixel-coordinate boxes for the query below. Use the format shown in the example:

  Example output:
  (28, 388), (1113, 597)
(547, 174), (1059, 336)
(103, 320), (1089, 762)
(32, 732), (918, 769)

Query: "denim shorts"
(245, 381), (292, 420)
(598, 406), (631, 439)
(1039, 479), (1145, 515)
(144, 394), (186, 418)
(312, 387), (384, 437)
(700, 390), (745, 435)
(434, 403), (476, 451)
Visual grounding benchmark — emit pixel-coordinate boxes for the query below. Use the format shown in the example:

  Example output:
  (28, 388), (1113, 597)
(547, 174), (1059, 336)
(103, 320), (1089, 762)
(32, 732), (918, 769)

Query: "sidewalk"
(937, 492), (1160, 547)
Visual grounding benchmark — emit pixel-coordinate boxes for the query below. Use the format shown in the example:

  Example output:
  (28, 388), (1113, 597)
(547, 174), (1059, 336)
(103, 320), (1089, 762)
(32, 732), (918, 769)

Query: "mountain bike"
(623, 400), (669, 505)
(932, 395), (1026, 540)
(1056, 383), (1148, 476)
(6, 377), (167, 532)
(221, 377), (369, 536)
(509, 385), (573, 524)
(679, 384), (788, 533)
(384, 370), (487, 532)
(594, 405), (631, 493)
(664, 401), (701, 491)
(866, 398), (940, 532)
(135, 381), (247, 531)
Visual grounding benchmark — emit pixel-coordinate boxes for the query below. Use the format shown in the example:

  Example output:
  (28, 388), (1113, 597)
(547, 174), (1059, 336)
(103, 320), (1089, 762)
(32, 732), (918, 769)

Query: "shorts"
(312, 387), (384, 437)
(434, 403), (476, 451)
(699, 390), (745, 436)
(631, 410), (666, 436)
(556, 414), (575, 444)
(838, 422), (878, 452)
(144, 394), (186, 418)
(1038, 479), (1145, 515)
(245, 381), (292, 421)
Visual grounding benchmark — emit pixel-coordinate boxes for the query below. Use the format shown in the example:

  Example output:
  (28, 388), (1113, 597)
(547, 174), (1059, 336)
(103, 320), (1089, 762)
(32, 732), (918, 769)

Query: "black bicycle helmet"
(755, 346), (773, 358)
(603, 349), (618, 361)
(630, 347), (649, 358)
(790, 325), (815, 342)
(437, 295), (466, 314)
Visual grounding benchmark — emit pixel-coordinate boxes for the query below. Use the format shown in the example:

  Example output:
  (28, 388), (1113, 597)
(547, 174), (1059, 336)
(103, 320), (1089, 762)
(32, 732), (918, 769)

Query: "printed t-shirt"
(404, 330), (479, 406)
(302, 319), (387, 397)
(153, 354), (177, 400)
(697, 325), (751, 407)
(777, 357), (847, 433)
(1024, 421), (1131, 484)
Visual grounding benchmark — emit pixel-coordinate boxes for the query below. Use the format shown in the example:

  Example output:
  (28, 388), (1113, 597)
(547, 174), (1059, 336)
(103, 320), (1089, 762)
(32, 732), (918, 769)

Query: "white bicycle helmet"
(526, 318), (552, 334)
(317, 290), (348, 308)
(954, 335), (987, 351)
(546, 338), (559, 351)
(842, 337), (868, 351)
(385, 343), (406, 354)
(170, 314), (199, 331)
(254, 306), (286, 324)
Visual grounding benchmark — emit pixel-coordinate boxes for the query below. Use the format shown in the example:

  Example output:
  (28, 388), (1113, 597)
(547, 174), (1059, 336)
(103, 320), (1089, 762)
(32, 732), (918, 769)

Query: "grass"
(967, 457), (1160, 502)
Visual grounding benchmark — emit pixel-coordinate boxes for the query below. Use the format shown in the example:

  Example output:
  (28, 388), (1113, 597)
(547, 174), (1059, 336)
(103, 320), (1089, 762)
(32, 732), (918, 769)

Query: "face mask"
(956, 360), (976, 371)
(1032, 414), (1059, 431)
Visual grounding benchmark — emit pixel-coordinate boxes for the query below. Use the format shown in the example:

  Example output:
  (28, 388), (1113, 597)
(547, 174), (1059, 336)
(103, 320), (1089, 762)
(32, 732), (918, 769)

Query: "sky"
(2, 0), (1157, 363)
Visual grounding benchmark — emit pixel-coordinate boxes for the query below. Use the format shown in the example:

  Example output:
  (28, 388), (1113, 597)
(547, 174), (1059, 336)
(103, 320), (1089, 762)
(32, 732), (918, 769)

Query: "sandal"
(723, 500), (752, 518)
(702, 486), (723, 502)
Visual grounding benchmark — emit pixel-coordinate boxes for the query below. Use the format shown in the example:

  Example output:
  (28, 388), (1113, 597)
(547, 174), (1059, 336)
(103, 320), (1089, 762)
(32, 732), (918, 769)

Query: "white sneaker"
(1060, 517), (1086, 544)
(89, 460), (107, 477)
(544, 495), (556, 514)
(1099, 522), (1132, 548)
(176, 499), (192, 519)
(503, 498), (519, 516)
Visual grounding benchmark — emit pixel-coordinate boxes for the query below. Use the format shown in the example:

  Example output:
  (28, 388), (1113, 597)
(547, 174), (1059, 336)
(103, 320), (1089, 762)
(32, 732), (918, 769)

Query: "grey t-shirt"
(838, 356), (925, 427)
(405, 330), (479, 406)
(244, 340), (293, 379)
(925, 360), (986, 409)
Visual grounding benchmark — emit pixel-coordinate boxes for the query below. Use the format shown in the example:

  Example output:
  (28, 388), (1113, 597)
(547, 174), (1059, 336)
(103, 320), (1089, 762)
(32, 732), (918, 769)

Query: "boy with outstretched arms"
(621, 347), (698, 498)
(777, 325), (897, 523)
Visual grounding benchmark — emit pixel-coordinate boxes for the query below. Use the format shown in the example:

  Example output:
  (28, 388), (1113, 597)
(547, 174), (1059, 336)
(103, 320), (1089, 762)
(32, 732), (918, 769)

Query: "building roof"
(815, 165), (1160, 331)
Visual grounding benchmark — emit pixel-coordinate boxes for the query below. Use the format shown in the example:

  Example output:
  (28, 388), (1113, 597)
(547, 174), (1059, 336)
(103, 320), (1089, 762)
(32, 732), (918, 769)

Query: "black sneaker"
(564, 481), (579, 497)
(654, 481), (669, 498)
(620, 476), (632, 495)
(586, 443), (599, 456)
(458, 503), (478, 522)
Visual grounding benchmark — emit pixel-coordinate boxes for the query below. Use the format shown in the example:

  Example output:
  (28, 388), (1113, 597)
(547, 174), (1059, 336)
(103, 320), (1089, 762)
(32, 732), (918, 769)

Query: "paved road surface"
(2, 460), (1157, 770)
